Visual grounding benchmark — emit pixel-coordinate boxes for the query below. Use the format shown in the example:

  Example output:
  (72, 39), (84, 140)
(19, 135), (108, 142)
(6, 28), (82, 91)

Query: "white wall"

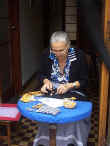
(19, 0), (44, 85)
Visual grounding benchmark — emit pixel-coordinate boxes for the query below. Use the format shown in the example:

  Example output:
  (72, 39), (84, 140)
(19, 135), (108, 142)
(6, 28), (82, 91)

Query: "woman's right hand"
(41, 79), (53, 93)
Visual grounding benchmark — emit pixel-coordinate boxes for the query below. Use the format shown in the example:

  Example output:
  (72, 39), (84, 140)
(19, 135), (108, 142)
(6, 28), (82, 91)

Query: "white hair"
(50, 31), (71, 47)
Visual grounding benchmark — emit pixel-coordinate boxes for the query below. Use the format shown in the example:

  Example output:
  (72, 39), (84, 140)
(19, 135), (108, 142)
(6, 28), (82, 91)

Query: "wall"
(19, 0), (44, 85)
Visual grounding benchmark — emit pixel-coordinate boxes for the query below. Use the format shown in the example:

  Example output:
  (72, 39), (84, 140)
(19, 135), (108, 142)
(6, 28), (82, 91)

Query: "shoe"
(68, 144), (74, 146)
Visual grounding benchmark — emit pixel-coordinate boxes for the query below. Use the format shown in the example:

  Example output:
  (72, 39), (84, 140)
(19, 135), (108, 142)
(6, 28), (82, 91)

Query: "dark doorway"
(0, 0), (21, 102)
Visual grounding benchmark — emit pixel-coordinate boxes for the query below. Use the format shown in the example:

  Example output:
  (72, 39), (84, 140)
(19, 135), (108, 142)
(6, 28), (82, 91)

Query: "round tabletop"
(18, 98), (92, 124)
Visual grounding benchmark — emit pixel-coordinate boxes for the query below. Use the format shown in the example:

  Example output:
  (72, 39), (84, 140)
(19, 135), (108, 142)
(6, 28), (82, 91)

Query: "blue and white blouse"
(49, 48), (77, 84)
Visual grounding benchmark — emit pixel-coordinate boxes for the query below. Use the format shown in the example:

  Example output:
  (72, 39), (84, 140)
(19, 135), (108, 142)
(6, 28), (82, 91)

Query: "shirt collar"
(49, 48), (74, 60)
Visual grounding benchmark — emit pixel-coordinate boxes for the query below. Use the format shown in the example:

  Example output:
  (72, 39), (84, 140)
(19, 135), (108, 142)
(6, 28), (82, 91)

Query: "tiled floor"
(0, 78), (99, 146)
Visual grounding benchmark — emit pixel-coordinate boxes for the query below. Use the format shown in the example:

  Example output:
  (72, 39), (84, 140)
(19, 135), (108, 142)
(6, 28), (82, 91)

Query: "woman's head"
(50, 31), (70, 58)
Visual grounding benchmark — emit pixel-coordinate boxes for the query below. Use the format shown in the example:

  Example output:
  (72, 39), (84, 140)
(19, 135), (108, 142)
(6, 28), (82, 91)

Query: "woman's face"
(51, 41), (69, 58)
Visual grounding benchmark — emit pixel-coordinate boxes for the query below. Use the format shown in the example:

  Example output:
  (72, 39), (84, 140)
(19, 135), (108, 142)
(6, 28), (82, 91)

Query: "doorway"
(0, 0), (21, 102)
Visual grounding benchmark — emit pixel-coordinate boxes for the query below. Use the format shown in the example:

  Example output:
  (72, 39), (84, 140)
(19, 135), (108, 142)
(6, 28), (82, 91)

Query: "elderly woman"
(33, 31), (91, 146)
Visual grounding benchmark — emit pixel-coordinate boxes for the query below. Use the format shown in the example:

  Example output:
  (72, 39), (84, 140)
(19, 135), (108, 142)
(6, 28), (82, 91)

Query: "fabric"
(33, 117), (91, 146)
(38, 48), (88, 92)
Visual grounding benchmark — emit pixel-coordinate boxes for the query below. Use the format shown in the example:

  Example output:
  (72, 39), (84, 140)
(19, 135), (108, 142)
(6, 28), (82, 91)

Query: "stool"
(0, 104), (21, 146)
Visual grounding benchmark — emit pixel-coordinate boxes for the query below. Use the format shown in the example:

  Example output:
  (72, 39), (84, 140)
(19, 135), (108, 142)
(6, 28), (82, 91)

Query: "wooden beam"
(98, 23), (108, 146)
(8, 0), (22, 96)
(98, 63), (109, 146)
(98, 0), (110, 145)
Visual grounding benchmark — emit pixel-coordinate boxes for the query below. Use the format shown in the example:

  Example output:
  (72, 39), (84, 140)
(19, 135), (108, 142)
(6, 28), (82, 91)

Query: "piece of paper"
(0, 107), (19, 118)
(38, 98), (64, 108)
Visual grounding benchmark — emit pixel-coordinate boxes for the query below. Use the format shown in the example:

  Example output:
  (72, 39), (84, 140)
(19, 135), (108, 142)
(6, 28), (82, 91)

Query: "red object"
(0, 104), (21, 121)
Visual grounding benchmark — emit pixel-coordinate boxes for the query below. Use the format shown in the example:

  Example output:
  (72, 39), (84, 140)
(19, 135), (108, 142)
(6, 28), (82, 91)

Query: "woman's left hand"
(57, 83), (72, 94)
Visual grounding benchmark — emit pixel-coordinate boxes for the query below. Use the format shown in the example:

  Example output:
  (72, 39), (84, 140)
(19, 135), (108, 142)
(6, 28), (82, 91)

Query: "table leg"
(49, 128), (56, 146)
(7, 124), (11, 146)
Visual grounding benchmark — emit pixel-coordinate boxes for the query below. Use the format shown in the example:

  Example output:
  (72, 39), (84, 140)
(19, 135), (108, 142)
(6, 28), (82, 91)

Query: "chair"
(0, 104), (21, 146)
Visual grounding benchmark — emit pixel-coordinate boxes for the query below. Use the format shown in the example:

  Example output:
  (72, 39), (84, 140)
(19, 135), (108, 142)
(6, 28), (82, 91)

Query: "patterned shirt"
(49, 48), (77, 84)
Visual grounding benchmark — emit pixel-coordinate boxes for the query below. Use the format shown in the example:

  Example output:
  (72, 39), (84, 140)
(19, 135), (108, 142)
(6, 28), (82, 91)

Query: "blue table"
(18, 99), (92, 124)
(18, 97), (92, 146)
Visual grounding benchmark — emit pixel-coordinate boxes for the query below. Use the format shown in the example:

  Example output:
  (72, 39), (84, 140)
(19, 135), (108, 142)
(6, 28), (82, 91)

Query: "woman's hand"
(57, 81), (80, 94)
(41, 79), (53, 93)
(57, 83), (73, 94)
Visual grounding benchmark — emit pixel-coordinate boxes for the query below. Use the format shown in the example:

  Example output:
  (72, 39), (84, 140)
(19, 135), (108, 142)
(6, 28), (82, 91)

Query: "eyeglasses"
(51, 48), (68, 54)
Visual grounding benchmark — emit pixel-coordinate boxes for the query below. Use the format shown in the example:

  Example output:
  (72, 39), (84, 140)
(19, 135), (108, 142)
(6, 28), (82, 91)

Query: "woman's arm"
(78, 50), (88, 89)
(69, 49), (88, 89)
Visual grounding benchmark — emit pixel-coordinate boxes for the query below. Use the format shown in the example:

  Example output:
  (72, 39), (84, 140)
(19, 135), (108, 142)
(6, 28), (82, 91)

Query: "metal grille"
(65, 0), (77, 41)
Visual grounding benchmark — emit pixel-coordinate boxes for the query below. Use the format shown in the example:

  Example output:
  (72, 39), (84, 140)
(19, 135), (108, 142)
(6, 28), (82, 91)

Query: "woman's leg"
(56, 117), (91, 146)
(33, 123), (49, 146)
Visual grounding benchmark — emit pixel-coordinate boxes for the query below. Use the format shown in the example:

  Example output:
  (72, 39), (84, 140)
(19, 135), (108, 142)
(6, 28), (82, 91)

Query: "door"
(43, 0), (65, 48)
(0, 0), (21, 102)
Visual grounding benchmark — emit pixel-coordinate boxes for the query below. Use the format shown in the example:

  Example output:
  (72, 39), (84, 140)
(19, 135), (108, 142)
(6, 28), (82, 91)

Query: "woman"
(33, 31), (91, 146)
